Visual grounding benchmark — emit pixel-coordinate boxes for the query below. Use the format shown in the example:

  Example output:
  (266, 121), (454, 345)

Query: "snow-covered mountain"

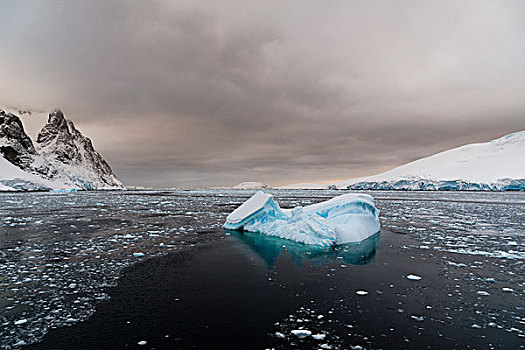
(331, 131), (525, 191)
(280, 131), (525, 191)
(233, 182), (268, 189)
(0, 108), (123, 191)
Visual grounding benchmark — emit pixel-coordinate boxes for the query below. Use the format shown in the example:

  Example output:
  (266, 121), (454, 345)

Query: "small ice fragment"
(320, 344), (332, 349)
(471, 324), (482, 329)
(406, 274), (422, 281)
(13, 340), (27, 346)
(312, 333), (326, 340)
(350, 346), (363, 350)
(133, 252), (145, 257)
(502, 287), (513, 292)
(317, 315), (324, 319)
(138, 340), (147, 345)
(476, 291), (490, 296)
(355, 290), (368, 296)
(291, 329), (312, 338)
(275, 332), (286, 338)
(447, 261), (467, 267)
(14, 319), (28, 325)
(410, 315), (424, 322)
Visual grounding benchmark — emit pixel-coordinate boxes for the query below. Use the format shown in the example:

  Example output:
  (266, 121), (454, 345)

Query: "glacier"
(224, 191), (380, 247)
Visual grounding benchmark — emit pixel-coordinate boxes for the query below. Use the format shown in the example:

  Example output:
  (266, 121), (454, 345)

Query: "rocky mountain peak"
(0, 109), (37, 166)
(49, 108), (66, 125)
(36, 109), (70, 147)
(1, 107), (123, 190)
(35, 109), (121, 188)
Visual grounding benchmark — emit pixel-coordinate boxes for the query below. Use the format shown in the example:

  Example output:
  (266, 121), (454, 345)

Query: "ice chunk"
(14, 319), (28, 325)
(224, 191), (380, 247)
(291, 329), (312, 338)
(406, 274), (422, 280)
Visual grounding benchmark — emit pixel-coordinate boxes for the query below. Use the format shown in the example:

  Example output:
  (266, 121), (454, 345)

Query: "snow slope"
(0, 156), (60, 191)
(332, 131), (525, 190)
(224, 191), (380, 246)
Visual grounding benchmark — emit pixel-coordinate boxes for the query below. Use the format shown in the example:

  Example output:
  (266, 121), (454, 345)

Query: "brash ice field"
(1, 190), (523, 349)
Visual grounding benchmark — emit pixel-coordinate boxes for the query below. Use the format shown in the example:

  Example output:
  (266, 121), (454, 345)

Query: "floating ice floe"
(410, 315), (424, 322)
(406, 274), (422, 281)
(223, 191), (380, 247)
(291, 329), (312, 338)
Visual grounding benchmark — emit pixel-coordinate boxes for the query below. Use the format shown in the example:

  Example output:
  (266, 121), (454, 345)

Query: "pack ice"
(224, 192), (380, 247)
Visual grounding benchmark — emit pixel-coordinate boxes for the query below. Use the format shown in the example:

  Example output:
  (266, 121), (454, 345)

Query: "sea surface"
(0, 190), (523, 349)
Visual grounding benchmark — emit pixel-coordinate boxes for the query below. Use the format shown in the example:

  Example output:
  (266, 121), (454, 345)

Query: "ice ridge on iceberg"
(224, 191), (380, 247)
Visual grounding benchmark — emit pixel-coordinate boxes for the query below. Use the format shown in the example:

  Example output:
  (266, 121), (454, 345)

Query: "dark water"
(1, 190), (524, 349)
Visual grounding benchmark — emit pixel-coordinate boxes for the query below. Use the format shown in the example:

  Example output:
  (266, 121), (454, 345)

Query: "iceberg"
(224, 191), (380, 247)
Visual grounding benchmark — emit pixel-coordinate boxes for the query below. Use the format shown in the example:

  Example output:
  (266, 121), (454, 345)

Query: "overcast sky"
(1, 0), (524, 187)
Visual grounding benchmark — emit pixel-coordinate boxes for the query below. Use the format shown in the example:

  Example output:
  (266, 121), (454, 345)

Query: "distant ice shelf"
(224, 191), (380, 247)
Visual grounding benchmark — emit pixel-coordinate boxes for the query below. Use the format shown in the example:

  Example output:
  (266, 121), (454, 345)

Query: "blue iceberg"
(224, 191), (380, 247)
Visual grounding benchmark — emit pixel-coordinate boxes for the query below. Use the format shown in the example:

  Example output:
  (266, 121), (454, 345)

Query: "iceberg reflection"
(226, 229), (380, 268)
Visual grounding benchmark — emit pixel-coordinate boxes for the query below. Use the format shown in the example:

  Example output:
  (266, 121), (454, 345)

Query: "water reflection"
(226, 229), (380, 268)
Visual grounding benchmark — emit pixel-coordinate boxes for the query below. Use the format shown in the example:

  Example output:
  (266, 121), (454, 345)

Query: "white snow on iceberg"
(224, 191), (380, 247)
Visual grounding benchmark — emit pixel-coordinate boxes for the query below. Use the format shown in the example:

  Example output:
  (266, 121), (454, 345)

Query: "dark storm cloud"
(1, 0), (524, 187)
